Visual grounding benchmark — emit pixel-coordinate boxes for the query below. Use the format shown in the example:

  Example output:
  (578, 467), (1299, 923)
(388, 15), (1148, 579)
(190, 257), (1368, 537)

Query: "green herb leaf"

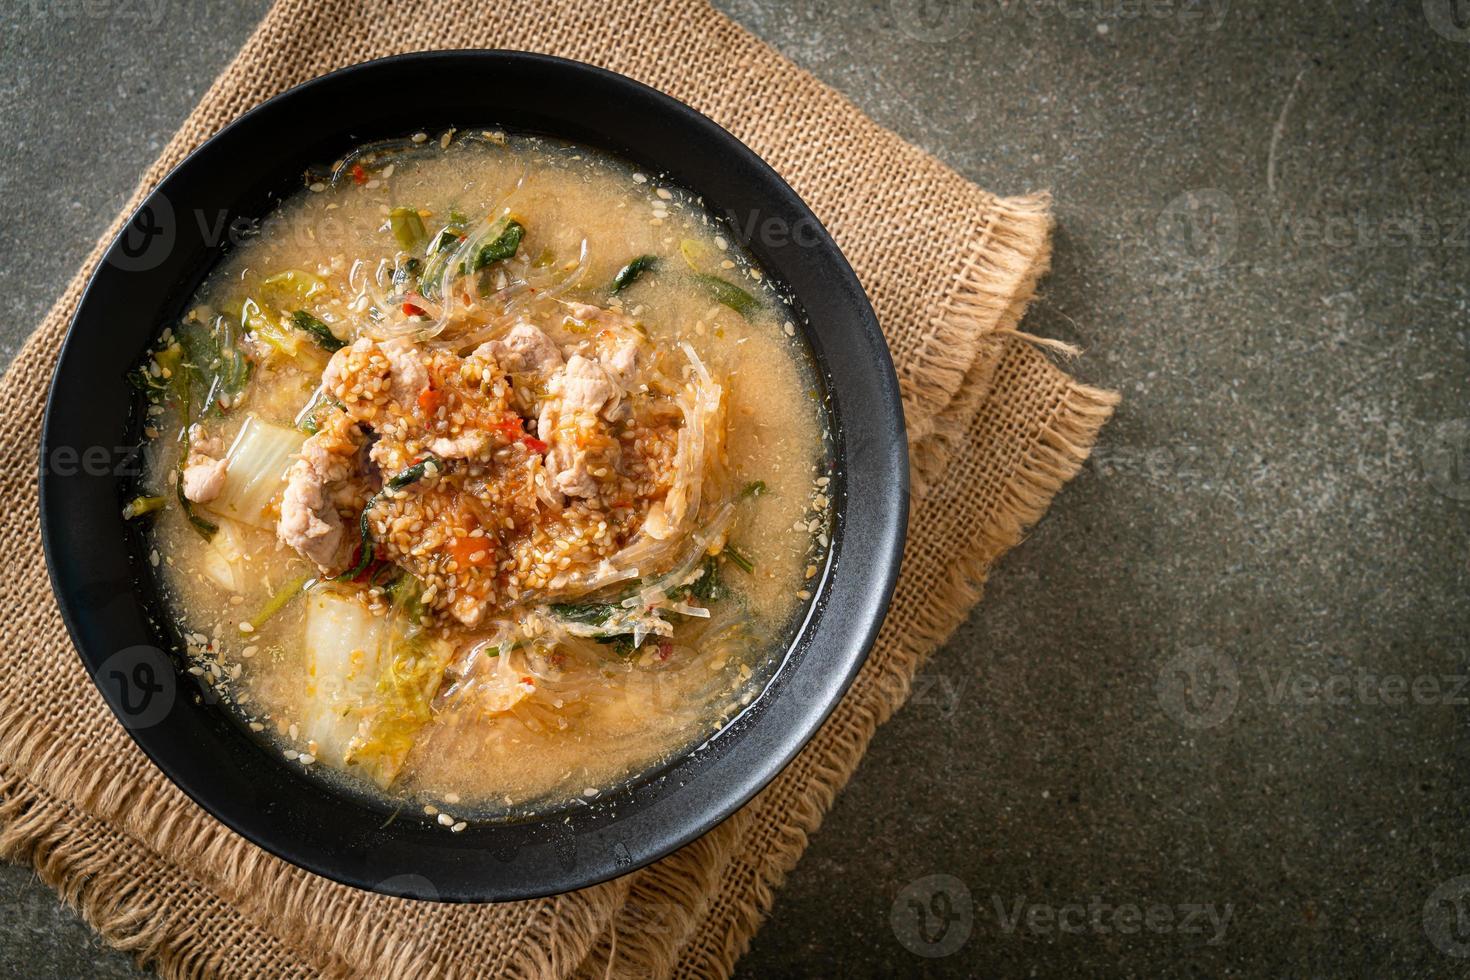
(127, 365), (171, 400)
(723, 545), (754, 574)
(694, 274), (759, 318)
(593, 634), (638, 656)
(176, 476), (218, 541)
(122, 495), (166, 520)
(611, 254), (658, 293)
(469, 220), (524, 272)
(391, 256), (423, 292)
(549, 602), (618, 627)
(669, 555), (724, 604)
(290, 310), (346, 352)
(386, 454), (442, 491)
(243, 574), (313, 632)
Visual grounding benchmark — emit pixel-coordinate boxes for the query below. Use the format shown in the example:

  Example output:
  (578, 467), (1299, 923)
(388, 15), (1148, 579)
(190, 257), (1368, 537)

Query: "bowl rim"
(39, 49), (908, 902)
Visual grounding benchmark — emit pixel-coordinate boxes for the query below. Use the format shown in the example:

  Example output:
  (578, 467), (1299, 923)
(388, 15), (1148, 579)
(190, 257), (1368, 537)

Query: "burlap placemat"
(0, 1), (1118, 975)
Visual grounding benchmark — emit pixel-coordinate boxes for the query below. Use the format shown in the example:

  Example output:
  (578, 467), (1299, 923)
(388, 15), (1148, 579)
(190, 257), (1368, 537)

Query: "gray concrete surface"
(2, 1), (1467, 976)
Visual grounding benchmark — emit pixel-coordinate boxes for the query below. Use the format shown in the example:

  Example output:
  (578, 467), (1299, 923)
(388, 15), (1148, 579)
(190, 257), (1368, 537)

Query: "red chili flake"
(350, 163), (367, 185)
(521, 435), (548, 454)
(403, 301), (425, 317)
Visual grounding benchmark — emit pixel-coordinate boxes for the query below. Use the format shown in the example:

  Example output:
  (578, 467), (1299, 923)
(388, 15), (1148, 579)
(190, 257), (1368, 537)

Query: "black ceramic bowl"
(40, 51), (906, 902)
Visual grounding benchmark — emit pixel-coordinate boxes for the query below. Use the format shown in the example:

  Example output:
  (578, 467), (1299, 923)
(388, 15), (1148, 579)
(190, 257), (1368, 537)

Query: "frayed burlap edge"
(0, 769), (330, 979)
(900, 192), (1056, 450)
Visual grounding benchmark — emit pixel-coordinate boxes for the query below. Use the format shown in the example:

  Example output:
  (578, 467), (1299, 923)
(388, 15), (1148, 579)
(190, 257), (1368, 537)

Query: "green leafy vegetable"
(549, 602), (618, 627)
(290, 310), (346, 352)
(595, 634), (638, 656)
(468, 220), (524, 272)
(127, 365), (171, 401)
(175, 315), (251, 415)
(122, 495), (166, 520)
(389, 206), (426, 250)
(176, 475), (218, 540)
(243, 573), (313, 632)
(611, 254), (658, 293)
(671, 555), (724, 603)
(391, 257), (423, 293)
(723, 545), (754, 574)
(428, 227), (462, 253)
(386, 455), (442, 491)
(127, 339), (182, 403)
(261, 269), (327, 301)
(418, 223), (466, 299)
(215, 316), (252, 396)
(694, 274), (759, 317)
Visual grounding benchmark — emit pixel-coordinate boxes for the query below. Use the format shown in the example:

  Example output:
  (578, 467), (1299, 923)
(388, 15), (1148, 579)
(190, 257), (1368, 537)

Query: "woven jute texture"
(0, 1), (1118, 976)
